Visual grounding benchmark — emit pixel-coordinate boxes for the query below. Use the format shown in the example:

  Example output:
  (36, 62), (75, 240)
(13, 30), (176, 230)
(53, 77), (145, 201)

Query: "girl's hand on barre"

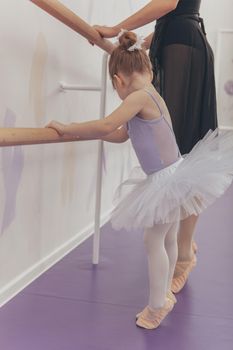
(93, 25), (119, 38)
(46, 121), (66, 136)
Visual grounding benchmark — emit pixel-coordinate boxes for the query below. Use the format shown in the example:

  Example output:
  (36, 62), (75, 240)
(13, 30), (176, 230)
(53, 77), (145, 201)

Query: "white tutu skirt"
(111, 129), (233, 230)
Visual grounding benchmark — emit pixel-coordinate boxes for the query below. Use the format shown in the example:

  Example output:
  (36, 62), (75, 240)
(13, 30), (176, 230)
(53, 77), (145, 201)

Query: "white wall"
(200, 0), (233, 127)
(0, 0), (232, 307)
(0, 0), (148, 306)
(200, 0), (233, 53)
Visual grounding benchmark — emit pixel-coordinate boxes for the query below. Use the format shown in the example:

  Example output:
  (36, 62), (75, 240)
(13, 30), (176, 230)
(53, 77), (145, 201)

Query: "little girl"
(46, 31), (233, 330)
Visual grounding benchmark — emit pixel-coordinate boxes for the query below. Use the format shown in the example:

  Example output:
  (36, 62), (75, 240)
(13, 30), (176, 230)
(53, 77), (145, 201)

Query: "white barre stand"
(60, 52), (109, 265)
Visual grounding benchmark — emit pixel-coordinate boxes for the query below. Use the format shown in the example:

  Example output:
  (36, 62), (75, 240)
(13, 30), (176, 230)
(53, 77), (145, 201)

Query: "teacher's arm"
(94, 0), (179, 38)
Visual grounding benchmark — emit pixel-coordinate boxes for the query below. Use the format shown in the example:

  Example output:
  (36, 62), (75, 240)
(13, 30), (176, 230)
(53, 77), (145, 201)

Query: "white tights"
(144, 222), (179, 310)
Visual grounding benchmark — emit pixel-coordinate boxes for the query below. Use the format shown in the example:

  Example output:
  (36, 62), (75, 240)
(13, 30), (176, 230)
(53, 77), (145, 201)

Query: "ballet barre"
(0, 127), (82, 146)
(0, 1), (112, 265)
(60, 53), (109, 265)
(32, 0), (114, 264)
(0, 52), (109, 265)
(58, 52), (109, 265)
(30, 0), (114, 54)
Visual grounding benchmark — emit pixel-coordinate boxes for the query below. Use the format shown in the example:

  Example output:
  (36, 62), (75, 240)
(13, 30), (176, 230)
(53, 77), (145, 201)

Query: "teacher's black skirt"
(149, 14), (218, 154)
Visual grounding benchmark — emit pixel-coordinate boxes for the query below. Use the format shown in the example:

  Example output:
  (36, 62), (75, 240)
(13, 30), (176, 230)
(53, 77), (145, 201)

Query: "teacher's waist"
(158, 12), (200, 23)
(157, 13), (206, 35)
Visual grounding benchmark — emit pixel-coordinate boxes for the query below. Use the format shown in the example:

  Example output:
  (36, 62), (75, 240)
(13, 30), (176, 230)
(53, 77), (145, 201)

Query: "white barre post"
(60, 52), (108, 265)
(92, 52), (108, 265)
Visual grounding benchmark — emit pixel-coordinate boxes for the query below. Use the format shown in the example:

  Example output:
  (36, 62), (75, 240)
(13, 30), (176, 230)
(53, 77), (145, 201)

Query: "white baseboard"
(219, 125), (233, 130)
(0, 209), (113, 308)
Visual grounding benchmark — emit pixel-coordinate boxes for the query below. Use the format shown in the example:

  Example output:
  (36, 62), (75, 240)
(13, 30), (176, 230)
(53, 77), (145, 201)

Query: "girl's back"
(127, 89), (180, 175)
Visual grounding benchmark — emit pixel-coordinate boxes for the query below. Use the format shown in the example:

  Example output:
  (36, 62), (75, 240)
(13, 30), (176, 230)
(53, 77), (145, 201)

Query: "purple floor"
(1, 186), (233, 350)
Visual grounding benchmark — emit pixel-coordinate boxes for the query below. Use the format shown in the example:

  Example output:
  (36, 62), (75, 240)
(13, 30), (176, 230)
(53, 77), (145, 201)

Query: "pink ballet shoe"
(136, 300), (173, 330)
(171, 255), (197, 294)
(136, 291), (176, 320)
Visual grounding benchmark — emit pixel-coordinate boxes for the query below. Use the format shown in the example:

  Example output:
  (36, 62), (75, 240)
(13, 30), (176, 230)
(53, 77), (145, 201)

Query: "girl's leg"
(164, 221), (179, 292)
(177, 215), (198, 261)
(136, 223), (177, 329)
(171, 215), (198, 293)
(143, 224), (170, 310)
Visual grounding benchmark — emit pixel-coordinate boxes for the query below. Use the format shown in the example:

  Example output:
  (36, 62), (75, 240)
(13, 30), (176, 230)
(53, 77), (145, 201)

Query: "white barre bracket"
(60, 82), (101, 92)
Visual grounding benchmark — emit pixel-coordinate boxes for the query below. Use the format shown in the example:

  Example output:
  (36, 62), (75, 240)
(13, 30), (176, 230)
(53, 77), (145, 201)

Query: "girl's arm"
(94, 0), (179, 38)
(100, 126), (129, 143)
(46, 90), (146, 140)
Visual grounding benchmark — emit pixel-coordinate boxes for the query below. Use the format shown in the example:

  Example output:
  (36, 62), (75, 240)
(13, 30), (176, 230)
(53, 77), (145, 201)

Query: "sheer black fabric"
(149, 0), (217, 154)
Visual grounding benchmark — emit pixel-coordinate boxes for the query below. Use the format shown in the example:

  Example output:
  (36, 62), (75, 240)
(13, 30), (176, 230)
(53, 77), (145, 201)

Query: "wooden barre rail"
(0, 128), (86, 147)
(30, 0), (114, 54)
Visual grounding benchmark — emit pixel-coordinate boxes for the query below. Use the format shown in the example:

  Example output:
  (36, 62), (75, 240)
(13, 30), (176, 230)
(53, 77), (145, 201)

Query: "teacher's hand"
(93, 25), (119, 39)
(45, 121), (66, 136)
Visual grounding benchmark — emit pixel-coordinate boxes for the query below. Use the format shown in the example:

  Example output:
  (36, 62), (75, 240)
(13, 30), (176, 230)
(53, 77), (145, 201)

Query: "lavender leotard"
(127, 90), (181, 175)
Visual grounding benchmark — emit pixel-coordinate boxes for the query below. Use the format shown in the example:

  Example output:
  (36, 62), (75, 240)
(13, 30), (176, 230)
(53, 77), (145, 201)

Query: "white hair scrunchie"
(117, 29), (145, 51)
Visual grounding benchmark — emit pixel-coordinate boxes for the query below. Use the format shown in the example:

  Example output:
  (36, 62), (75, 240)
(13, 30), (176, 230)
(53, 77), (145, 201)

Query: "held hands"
(46, 121), (66, 136)
(89, 25), (119, 45)
(93, 25), (119, 39)
(89, 25), (119, 53)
